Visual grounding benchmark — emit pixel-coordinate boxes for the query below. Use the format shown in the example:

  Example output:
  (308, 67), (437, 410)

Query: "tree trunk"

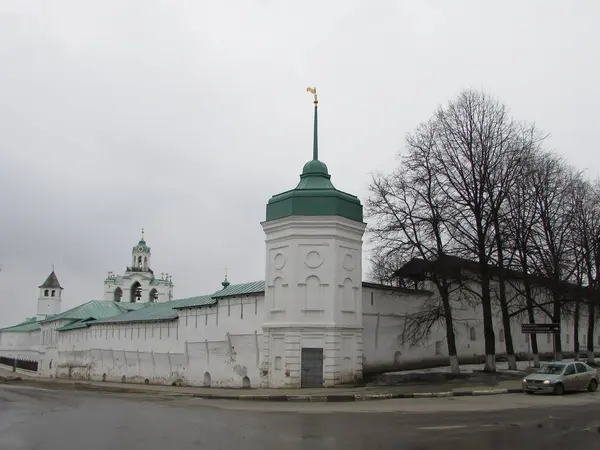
(573, 301), (580, 360)
(493, 219), (517, 370)
(497, 276), (516, 369)
(440, 282), (460, 374)
(498, 282), (517, 369)
(524, 281), (540, 367)
(552, 289), (563, 359)
(587, 302), (595, 364)
(480, 270), (496, 372)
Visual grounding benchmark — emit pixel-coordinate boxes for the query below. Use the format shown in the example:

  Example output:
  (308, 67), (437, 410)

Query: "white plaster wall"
(54, 320), (182, 383)
(0, 330), (41, 361)
(361, 283), (600, 371)
(47, 294), (265, 387)
(21, 282), (600, 388)
(177, 294), (264, 387)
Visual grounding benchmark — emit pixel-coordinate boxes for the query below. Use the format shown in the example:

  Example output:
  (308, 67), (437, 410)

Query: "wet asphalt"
(1, 384), (600, 449)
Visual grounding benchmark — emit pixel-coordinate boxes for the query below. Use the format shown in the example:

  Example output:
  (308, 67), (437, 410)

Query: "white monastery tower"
(103, 230), (174, 303)
(260, 88), (366, 388)
(37, 270), (63, 320)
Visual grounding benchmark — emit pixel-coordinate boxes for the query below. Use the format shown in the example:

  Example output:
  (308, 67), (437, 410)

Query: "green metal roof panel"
(40, 300), (125, 323)
(117, 303), (147, 312)
(172, 295), (217, 309)
(211, 281), (265, 298)
(0, 318), (41, 333)
(265, 160), (363, 223)
(92, 304), (173, 324)
(266, 187), (363, 222)
(92, 297), (197, 324)
(56, 319), (93, 332)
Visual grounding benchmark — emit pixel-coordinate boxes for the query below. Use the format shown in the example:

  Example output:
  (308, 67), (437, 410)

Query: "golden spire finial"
(306, 87), (318, 105)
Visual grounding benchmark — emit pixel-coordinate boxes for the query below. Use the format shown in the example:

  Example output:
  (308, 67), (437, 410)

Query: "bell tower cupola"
(131, 228), (151, 272)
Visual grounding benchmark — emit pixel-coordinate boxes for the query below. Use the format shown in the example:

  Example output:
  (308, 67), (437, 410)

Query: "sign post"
(521, 323), (561, 364)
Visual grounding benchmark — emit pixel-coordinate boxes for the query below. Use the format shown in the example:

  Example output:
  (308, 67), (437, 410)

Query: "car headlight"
(523, 378), (528, 383)
(543, 380), (551, 385)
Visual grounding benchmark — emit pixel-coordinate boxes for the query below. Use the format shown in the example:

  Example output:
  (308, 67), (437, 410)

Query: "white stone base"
(261, 326), (363, 388)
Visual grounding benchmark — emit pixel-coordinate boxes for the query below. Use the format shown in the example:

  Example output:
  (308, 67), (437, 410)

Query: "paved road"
(2, 384), (600, 449)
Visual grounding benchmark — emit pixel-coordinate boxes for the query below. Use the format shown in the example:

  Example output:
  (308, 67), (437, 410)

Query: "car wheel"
(525, 390), (534, 395)
(588, 379), (598, 392)
(554, 383), (565, 396)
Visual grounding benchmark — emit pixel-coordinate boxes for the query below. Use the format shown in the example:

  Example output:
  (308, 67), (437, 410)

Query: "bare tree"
(367, 120), (462, 373)
(505, 156), (544, 366)
(368, 252), (406, 286)
(427, 90), (539, 371)
(529, 152), (579, 359)
(571, 177), (600, 363)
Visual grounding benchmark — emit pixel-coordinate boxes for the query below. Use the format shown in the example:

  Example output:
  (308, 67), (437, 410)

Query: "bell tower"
(260, 88), (366, 388)
(132, 228), (151, 272)
(37, 269), (63, 320)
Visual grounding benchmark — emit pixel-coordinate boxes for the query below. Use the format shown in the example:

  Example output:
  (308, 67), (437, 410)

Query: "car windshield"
(539, 364), (565, 374)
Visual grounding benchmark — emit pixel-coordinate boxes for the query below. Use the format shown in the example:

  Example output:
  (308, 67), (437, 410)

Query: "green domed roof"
(133, 230), (151, 253)
(133, 239), (151, 253)
(265, 161), (363, 222)
(302, 159), (329, 176)
(265, 96), (363, 223)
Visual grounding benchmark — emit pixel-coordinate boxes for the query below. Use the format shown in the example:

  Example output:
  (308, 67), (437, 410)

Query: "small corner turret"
(37, 268), (63, 320)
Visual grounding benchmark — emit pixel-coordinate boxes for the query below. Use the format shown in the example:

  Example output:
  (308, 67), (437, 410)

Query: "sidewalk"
(0, 365), (524, 402)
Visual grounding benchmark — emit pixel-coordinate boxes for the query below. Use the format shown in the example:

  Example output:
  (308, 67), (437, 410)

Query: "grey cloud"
(1, 0), (599, 326)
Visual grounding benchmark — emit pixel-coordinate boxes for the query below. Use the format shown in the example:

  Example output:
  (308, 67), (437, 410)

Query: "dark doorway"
(301, 348), (324, 388)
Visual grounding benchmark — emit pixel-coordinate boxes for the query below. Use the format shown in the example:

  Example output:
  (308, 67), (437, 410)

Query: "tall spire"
(307, 87), (318, 160)
(264, 87), (363, 223)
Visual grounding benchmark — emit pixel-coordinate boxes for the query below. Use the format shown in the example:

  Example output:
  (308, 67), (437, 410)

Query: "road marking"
(418, 425), (467, 430)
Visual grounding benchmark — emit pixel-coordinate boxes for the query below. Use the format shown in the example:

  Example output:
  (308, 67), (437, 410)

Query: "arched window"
(51, 290), (55, 297)
(130, 282), (142, 303)
(149, 288), (158, 303)
(469, 327), (476, 341)
(114, 287), (123, 302)
(137, 256), (143, 268)
(44, 289), (49, 296)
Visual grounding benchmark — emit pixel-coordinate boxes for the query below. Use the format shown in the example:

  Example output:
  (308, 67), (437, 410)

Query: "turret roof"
(38, 271), (63, 289)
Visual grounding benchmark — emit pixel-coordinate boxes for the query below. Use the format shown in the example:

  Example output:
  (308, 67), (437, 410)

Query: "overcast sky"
(1, 1), (599, 327)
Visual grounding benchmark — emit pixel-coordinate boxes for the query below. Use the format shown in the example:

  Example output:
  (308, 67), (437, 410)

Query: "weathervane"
(141, 228), (145, 240)
(306, 87), (319, 160)
(306, 87), (318, 105)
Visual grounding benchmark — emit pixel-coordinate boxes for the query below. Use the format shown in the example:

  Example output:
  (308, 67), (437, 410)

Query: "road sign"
(521, 323), (560, 334)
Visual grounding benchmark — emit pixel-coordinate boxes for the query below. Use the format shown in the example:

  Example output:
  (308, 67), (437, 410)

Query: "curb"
(189, 388), (524, 402)
(7, 378), (523, 402)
